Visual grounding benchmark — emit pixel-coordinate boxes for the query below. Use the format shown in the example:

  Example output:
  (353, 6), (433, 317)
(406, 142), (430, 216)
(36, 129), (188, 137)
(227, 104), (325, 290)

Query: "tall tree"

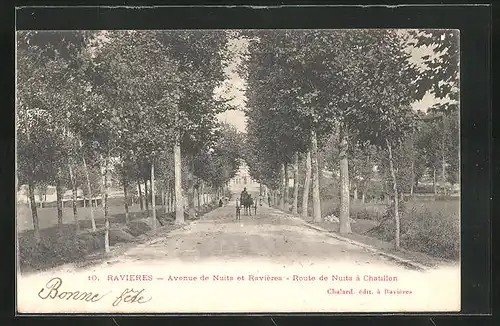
(301, 151), (312, 217)
(351, 31), (417, 249)
(291, 152), (299, 214)
(90, 31), (181, 236)
(155, 30), (231, 223)
(242, 31), (312, 212)
(17, 31), (88, 237)
(406, 30), (460, 194)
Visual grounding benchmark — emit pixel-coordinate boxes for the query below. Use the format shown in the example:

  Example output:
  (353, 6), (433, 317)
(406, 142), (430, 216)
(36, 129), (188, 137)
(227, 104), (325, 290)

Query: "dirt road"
(88, 202), (407, 267)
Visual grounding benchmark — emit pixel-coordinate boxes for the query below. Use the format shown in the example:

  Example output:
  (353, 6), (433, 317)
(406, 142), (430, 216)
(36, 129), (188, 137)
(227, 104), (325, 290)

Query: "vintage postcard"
(16, 28), (460, 313)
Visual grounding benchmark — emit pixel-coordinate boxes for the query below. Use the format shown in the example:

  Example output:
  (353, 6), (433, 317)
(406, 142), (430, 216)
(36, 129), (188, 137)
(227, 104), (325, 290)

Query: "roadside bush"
(434, 195), (458, 201)
(108, 224), (135, 243)
(19, 229), (93, 272)
(402, 208), (460, 260)
(126, 219), (153, 236)
(196, 203), (217, 216)
(367, 201), (409, 242)
(318, 199), (386, 222)
(366, 200), (459, 260)
(319, 178), (340, 201)
(413, 184), (435, 194)
(19, 224), (140, 272)
(383, 199), (407, 222)
(364, 182), (386, 201)
(350, 205), (385, 221)
(77, 231), (104, 252)
(322, 201), (339, 218)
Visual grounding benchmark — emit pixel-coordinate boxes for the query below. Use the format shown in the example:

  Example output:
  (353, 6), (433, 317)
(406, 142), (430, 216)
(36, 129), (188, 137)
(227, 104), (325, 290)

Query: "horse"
(242, 194), (254, 216)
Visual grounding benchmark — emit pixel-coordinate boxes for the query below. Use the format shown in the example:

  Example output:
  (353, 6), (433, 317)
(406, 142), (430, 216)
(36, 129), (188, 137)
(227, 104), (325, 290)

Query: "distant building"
(17, 185), (86, 204)
(229, 160), (260, 194)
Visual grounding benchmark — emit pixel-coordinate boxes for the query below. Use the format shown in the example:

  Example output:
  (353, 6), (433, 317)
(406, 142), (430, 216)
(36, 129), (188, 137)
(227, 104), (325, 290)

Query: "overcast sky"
(214, 36), (249, 133)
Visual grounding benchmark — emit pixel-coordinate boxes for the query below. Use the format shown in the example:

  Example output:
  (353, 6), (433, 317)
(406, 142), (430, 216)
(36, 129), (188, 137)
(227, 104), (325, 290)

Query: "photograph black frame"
(3, 1), (493, 324)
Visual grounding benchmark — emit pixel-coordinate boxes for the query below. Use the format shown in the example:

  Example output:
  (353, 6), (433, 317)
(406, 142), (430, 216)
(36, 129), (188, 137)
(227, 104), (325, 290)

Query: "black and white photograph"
(16, 28), (461, 313)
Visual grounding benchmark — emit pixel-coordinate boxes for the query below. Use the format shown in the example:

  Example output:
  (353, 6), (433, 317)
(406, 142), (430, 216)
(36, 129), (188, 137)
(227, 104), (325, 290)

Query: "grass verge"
(18, 202), (220, 273)
(291, 197), (460, 261)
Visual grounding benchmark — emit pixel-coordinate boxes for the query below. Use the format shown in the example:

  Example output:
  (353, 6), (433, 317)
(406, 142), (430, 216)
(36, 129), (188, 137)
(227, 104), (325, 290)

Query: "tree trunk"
(187, 160), (196, 220)
(144, 179), (149, 216)
(137, 180), (144, 211)
(165, 183), (170, 212)
(311, 129), (322, 222)
(167, 183), (172, 212)
(410, 160), (415, 197)
(150, 176), (153, 200)
(55, 169), (64, 235)
(28, 181), (41, 243)
(353, 184), (358, 201)
(162, 188), (166, 213)
(200, 182), (205, 207)
(382, 181), (388, 204)
(68, 163), (79, 232)
(363, 171), (371, 202)
(292, 152), (299, 214)
(100, 169), (105, 209)
(441, 148), (447, 196)
(409, 131), (416, 200)
(197, 181), (202, 209)
(284, 162), (289, 211)
(151, 163), (157, 229)
(433, 166), (437, 197)
(169, 185), (173, 212)
(302, 151), (312, 218)
(338, 124), (352, 233)
(170, 181), (175, 214)
(441, 114), (447, 195)
(280, 163), (285, 210)
(174, 139), (184, 224)
(122, 175), (129, 224)
(102, 154), (110, 253)
(386, 141), (400, 250)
